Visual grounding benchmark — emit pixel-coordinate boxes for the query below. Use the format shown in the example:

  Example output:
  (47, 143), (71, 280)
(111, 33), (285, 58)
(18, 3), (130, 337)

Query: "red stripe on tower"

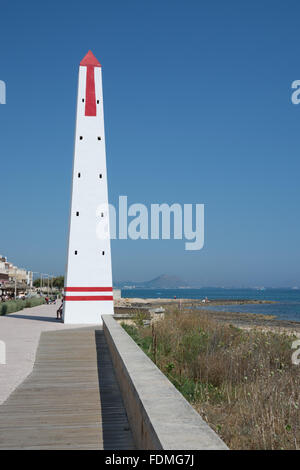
(64, 287), (113, 292)
(64, 296), (113, 301)
(80, 50), (101, 117)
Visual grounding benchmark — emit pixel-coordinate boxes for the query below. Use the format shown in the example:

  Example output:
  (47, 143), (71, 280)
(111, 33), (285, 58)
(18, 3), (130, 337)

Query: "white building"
(0, 255), (32, 286)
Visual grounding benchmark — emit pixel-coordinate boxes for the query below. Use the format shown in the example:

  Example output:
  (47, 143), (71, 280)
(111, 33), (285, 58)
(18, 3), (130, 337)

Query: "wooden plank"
(0, 327), (135, 449)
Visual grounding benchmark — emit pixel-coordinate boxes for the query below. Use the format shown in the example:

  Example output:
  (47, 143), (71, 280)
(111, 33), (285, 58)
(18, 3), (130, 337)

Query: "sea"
(121, 288), (300, 323)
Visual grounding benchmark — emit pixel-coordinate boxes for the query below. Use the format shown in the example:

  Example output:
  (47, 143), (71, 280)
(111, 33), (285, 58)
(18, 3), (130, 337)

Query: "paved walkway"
(0, 327), (135, 449)
(0, 302), (86, 405)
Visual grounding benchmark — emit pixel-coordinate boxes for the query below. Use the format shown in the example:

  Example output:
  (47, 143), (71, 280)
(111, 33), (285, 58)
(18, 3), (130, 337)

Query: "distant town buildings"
(0, 255), (33, 288)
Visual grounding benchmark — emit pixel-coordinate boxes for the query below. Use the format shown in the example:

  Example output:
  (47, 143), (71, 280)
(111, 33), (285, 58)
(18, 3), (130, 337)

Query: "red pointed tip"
(80, 50), (101, 67)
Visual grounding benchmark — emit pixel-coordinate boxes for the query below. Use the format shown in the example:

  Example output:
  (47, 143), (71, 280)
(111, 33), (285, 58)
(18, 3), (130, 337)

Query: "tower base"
(63, 300), (114, 324)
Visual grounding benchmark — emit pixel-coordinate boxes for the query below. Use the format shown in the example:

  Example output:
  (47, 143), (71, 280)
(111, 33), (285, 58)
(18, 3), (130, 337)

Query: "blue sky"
(0, 0), (300, 286)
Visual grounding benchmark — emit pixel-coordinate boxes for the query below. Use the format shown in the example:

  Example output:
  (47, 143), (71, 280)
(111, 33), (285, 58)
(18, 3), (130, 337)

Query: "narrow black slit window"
(97, 100), (99, 104)
(78, 173), (81, 178)
(76, 212), (79, 216)
(102, 251), (105, 255)
(99, 174), (102, 179)
(82, 99), (85, 102)
(101, 212), (104, 217)
(75, 251), (78, 255)
(79, 136), (83, 140)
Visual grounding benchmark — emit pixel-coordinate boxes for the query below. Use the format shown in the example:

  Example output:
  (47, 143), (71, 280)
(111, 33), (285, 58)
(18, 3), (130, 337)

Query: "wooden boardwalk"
(0, 327), (135, 449)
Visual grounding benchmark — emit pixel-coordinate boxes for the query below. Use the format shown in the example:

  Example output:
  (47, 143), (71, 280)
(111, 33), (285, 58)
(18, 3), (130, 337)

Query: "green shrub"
(0, 297), (45, 315)
(0, 304), (7, 315)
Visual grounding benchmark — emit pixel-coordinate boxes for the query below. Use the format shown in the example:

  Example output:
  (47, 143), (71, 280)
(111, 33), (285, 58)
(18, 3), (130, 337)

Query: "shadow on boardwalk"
(95, 329), (135, 450)
(5, 313), (60, 323)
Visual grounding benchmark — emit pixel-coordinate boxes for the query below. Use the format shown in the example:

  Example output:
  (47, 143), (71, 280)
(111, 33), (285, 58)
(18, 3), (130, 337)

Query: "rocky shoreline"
(116, 297), (275, 307)
(192, 308), (300, 336)
(115, 297), (300, 336)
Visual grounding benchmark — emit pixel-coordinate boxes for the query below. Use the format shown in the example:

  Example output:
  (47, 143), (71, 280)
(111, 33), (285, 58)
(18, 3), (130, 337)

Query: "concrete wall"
(102, 315), (228, 450)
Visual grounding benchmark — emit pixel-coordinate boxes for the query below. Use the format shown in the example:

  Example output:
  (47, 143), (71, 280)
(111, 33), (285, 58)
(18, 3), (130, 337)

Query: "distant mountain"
(143, 274), (190, 289)
(115, 274), (190, 289)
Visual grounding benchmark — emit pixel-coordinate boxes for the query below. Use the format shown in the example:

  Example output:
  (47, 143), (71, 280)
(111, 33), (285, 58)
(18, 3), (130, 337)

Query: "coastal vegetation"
(0, 297), (45, 316)
(122, 309), (300, 449)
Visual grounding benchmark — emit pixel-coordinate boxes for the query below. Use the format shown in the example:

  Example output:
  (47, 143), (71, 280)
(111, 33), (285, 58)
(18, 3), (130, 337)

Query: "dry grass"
(122, 309), (300, 449)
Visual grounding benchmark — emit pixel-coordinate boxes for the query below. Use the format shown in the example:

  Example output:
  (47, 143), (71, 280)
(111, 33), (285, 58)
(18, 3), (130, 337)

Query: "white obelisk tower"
(63, 51), (114, 324)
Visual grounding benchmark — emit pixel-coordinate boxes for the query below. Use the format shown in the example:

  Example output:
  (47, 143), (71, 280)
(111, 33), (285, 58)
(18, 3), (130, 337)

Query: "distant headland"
(115, 274), (191, 289)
